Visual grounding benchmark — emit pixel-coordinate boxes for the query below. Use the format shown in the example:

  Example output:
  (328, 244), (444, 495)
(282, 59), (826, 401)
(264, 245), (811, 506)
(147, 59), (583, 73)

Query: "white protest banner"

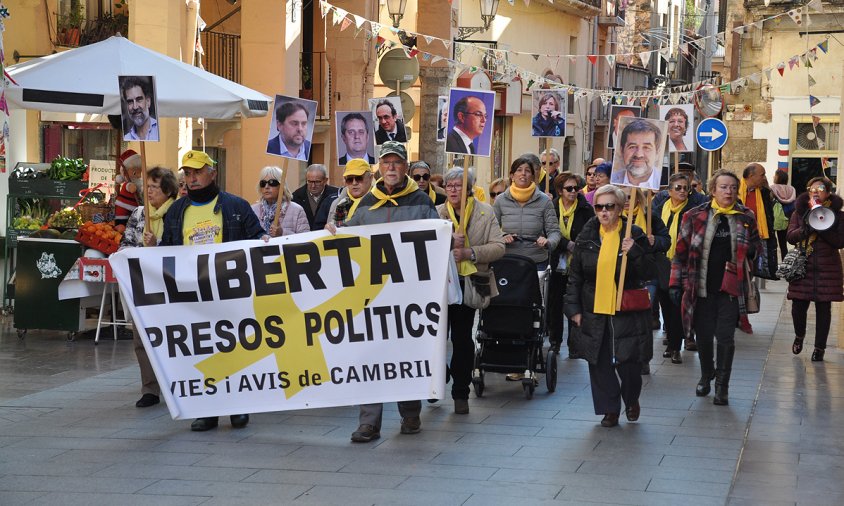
(109, 220), (452, 420)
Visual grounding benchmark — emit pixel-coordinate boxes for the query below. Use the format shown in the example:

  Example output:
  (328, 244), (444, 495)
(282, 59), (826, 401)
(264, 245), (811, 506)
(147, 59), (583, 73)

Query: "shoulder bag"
(463, 268), (499, 310)
(776, 246), (807, 283)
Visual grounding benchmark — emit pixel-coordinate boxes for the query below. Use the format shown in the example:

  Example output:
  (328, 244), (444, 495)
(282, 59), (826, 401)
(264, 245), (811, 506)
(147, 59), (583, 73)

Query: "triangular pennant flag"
(442, 40), (452, 50)
(809, 95), (820, 107)
(523, 0), (530, 6)
(423, 35), (434, 45)
(764, 68), (773, 81)
(812, 115), (821, 127)
(716, 33), (725, 45)
(627, 96), (636, 106)
(639, 52), (651, 67)
(371, 22), (382, 35)
(719, 83), (731, 94)
(526, 79), (534, 90)
(431, 55), (443, 64)
(817, 39), (828, 53)
(754, 20), (763, 31)
(408, 48), (419, 58)
(319, 1), (329, 19)
(669, 93), (680, 104)
(353, 14), (365, 29)
(376, 35), (385, 47)
(531, 54), (540, 61)
(749, 72), (761, 84)
(587, 55), (597, 65)
(0, 91), (8, 117)
(605, 54), (615, 66)
(600, 94), (610, 107)
(569, 56), (577, 65)
(340, 17), (352, 31)
(734, 26), (745, 34)
(787, 9), (802, 26)
(808, 74), (817, 87)
(808, 0), (824, 13)
(777, 63), (785, 76)
(640, 97), (649, 108)
(789, 56), (799, 70)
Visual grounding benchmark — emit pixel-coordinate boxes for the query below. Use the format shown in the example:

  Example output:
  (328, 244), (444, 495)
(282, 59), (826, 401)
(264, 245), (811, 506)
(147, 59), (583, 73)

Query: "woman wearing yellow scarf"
(564, 185), (651, 428)
(410, 161), (446, 205)
(654, 173), (694, 364)
(117, 166), (180, 409)
(436, 168), (505, 414)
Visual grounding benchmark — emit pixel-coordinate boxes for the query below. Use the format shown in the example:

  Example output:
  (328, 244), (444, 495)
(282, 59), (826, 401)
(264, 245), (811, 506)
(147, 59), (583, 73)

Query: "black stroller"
(472, 254), (557, 399)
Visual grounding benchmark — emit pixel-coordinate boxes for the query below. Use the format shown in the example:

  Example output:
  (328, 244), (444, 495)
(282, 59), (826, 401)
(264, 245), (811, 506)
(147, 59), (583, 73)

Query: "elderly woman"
(665, 107), (689, 151)
(118, 166), (180, 408)
(787, 177), (844, 362)
(654, 173), (695, 363)
(488, 177), (507, 205)
(327, 159), (373, 228)
(532, 92), (566, 137)
(548, 171), (594, 353)
(670, 170), (762, 405)
(410, 161), (446, 205)
(437, 168), (505, 414)
(585, 162), (612, 205)
(251, 166), (309, 237)
(493, 156), (561, 269)
(565, 185), (651, 427)
(176, 169), (188, 198)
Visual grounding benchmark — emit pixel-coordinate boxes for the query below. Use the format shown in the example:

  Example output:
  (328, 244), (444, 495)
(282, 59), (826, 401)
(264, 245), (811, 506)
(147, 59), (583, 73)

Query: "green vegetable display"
(48, 156), (87, 181)
(47, 208), (83, 230)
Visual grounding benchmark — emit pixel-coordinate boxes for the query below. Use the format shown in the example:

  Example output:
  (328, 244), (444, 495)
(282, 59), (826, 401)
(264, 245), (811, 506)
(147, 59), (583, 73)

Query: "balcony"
(201, 31), (241, 84)
(548, 0), (602, 18)
(300, 51), (330, 120)
(55, 12), (128, 48)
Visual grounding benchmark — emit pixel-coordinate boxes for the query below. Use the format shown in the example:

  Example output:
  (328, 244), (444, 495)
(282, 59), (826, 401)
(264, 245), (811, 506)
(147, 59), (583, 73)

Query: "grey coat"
(492, 187), (561, 264)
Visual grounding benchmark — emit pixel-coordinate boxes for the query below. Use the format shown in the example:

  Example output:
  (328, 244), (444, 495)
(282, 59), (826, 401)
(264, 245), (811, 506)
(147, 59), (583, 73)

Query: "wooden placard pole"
(272, 158), (290, 233)
(541, 138), (550, 194)
(140, 143), (150, 235)
(460, 156), (471, 235)
(646, 189), (652, 235)
(616, 187), (638, 311)
(674, 151), (679, 174)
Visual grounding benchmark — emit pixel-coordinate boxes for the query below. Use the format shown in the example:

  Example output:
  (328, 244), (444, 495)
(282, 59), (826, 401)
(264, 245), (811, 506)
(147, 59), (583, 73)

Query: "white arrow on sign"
(700, 129), (724, 141)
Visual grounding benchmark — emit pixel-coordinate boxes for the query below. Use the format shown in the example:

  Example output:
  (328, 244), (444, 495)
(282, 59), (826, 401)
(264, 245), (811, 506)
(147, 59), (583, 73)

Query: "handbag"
(721, 261), (739, 297)
(463, 268), (498, 310)
(776, 247), (807, 282)
(745, 272), (760, 314)
(620, 287), (651, 312)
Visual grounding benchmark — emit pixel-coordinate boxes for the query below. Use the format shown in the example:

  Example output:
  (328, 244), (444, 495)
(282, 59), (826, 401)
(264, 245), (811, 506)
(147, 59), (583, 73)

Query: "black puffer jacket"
(564, 217), (652, 365)
(550, 192), (594, 269)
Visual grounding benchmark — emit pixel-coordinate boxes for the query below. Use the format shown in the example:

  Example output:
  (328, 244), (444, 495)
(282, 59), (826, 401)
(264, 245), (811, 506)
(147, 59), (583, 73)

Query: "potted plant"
(299, 56), (313, 100)
(58, 2), (84, 46)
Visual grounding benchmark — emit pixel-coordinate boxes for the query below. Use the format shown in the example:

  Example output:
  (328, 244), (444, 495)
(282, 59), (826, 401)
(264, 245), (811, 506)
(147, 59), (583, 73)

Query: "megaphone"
(807, 197), (835, 231)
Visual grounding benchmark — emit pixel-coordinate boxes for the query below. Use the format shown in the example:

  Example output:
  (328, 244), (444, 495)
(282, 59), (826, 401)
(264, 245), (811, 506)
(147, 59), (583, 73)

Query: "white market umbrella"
(5, 36), (270, 119)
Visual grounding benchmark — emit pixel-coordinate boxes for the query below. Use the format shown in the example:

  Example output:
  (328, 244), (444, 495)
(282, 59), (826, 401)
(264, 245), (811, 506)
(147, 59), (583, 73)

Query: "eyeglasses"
(466, 111), (488, 120)
(670, 185), (689, 192)
(306, 179), (324, 185)
(445, 184), (463, 191)
(344, 175), (365, 184)
(809, 184), (827, 192)
(412, 173), (431, 181)
(259, 179), (281, 188)
(489, 191), (502, 198)
(586, 172), (596, 177)
(380, 161), (404, 168)
(594, 203), (617, 212)
(541, 161), (559, 166)
(562, 185), (579, 193)
(717, 184), (738, 192)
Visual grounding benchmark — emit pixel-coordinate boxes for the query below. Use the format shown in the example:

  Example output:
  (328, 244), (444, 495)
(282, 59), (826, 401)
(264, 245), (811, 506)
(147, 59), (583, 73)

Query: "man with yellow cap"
(326, 158), (373, 228)
(159, 150), (265, 432)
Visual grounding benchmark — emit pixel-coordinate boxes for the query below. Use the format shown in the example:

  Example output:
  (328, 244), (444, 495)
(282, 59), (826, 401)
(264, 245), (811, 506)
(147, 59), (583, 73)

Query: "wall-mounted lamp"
(386, 0), (407, 29)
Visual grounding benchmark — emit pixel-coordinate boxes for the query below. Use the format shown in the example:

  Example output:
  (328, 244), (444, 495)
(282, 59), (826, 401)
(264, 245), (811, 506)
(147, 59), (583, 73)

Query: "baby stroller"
(472, 254), (557, 399)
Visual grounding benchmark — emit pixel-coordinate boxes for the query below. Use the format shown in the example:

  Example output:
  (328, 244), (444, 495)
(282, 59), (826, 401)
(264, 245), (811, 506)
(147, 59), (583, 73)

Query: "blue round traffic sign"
(696, 118), (728, 152)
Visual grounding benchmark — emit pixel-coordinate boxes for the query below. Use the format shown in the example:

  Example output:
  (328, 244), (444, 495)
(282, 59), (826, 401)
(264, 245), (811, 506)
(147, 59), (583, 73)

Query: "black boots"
(695, 336), (715, 396)
(713, 344), (735, 406)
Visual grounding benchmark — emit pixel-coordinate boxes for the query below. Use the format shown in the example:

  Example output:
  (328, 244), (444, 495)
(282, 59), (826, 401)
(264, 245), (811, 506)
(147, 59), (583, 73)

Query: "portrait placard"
(267, 94), (318, 161)
(118, 75), (159, 142)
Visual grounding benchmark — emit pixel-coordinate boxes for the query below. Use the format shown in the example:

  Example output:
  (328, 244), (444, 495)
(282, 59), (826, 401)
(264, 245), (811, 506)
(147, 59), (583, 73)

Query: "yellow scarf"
(594, 222), (621, 315)
(447, 197), (478, 276)
(538, 168), (548, 187)
(509, 182), (536, 203)
(738, 179), (769, 239)
(148, 198), (174, 242)
(623, 206), (647, 230)
(427, 185), (437, 203)
(711, 199), (741, 217)
(369, 176), (419, 210)
(661, 199), (687, 259)
(345, 194), (362, 221)
(558, 197), (577, 240)
(473, 185), (487, 203)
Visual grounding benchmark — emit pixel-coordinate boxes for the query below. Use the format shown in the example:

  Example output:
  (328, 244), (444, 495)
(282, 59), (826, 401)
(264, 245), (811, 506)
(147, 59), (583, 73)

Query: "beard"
(624, 161), (651, 179)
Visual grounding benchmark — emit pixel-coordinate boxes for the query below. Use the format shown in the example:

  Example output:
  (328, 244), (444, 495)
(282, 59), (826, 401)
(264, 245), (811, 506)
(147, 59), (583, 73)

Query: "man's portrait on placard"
(607, 105), (641, 150)
(369, 96), (406, 145)
(119, 75), (159, 142)
(436, 96), (448, 142)
(660, 103), (695, 153)
(266, 94), (318, 161)
(531, 90), (566, 138)
(610, 116), (668, 191)
(336, 111), (376, 166)
(444, 87), (496, 157)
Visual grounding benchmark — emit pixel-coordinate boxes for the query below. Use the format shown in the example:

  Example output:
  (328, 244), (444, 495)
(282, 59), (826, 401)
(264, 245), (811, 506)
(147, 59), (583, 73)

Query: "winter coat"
(786, 193), (844, 302)
(651, 197), (694, 289)
(493, 187), (561, 264)
(563, 217), (652, 366)
(291, 184), (340, 231)
(436, 200), (506, 274)
(160, 191), (265, 246)
(345, 178), (438, 226)
(251, 201), (310, 236)
(669, 202), (763, 337)
(550, 193), (594, 269)
(741, 185), (779, 279)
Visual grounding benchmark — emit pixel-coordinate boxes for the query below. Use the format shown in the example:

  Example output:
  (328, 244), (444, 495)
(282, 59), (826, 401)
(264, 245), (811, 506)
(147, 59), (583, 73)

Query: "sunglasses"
(594, 203), (617, 212)
(259, 179), (281, 188)
(489, 191), (502, 198)
(344, 175), (365, 184)
(670, 184), (689, 192)
(562, 185), (579, 193)
(809, 184), (827, 192)
(586, 172), (596, 177)
(412, 173), (431, 181)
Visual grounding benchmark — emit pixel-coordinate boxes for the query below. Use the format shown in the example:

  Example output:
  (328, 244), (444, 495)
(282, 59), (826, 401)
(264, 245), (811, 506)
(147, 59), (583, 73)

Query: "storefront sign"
(87, 159), (116, 197)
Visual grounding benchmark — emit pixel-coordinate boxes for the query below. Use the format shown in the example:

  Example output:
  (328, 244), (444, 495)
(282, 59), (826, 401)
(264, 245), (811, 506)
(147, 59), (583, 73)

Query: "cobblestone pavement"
(0, 280), (840, 505)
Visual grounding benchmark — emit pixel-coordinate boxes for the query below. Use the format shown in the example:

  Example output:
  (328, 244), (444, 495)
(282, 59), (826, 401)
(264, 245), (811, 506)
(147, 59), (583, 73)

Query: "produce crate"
(75, 229), (119, 255)
(9, 177), (88, 199)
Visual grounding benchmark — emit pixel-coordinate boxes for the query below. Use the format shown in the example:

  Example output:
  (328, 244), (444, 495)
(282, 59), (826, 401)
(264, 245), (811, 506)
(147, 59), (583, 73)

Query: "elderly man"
(373, 100), (407, 144)
(410, 161), (446, 205)
(446, 96), (487, 154)
(159, 150), (265, 432)
(326, 158), (373, 227)
(338, 113), (375, 165)
(340, 141), (438, 442)
(291, 164), (339, 231)
(537, 148), (562, 199)
(611, 119), (663, 189)
(121, 77), (158, 141)
(267, 102), (311, 160)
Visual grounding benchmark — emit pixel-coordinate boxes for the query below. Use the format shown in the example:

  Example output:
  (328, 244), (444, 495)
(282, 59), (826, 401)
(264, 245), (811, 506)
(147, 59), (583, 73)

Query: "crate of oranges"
(75, 221), (125, 255)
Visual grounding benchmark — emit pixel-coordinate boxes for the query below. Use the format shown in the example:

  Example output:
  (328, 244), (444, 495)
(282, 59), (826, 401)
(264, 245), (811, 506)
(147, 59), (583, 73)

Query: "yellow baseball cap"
(343, 158), (371, 177)
(181, 150), (216, 170)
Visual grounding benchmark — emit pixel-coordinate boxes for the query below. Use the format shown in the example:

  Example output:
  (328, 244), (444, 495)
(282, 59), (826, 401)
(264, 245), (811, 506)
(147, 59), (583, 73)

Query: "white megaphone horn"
(807, 197), (835, 231)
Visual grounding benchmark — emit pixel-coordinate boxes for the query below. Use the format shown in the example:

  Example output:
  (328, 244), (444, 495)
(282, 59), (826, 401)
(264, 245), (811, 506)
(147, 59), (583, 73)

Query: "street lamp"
(386, 0), (407, 29)
(457, 0), (500, 39)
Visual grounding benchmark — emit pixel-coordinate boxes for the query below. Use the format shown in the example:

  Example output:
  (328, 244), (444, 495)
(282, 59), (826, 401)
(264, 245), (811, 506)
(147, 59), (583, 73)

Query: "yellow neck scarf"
(594, 222), (621, 315)
(623, 206), (647, 230)
(345, 194), (362, 221)
(738, 178), (769, 239)
(427, 185), (437, 203)
(509, 182), (536, 203)
(711, 199), (741, 217)
(538, 168), (548, 189)
(148, 198), (174, 241)
(447, 197), (478, 276)
(473, 185), (487, 203)
(558, 197), (577, 240)
(369, 176), (419, 210)
(661, 199), (687, 259)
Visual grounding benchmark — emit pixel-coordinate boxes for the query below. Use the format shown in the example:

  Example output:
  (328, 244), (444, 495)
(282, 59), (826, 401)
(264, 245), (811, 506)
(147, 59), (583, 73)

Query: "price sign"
(88, 160), (116, 198)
